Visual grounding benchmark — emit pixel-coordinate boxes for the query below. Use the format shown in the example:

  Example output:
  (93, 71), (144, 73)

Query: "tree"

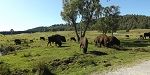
(95, 5), (120, 35)
(103, 5), (120, 36)
(10, 29), (14, 35)
(61, 0), (102, 42)
(61, 0), (79, 41)
(95, 17), (109, 34)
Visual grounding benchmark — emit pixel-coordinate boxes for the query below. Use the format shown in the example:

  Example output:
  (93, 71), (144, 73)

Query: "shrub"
(33, 62), (54, 75)
(0, 63), (11, 75)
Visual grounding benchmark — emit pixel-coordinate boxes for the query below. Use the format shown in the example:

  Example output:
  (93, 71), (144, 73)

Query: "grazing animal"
(40, 37), (45, 41)
(53, 34), (66, 42)
(80, 37), (88, 54)
(70, 37), (76, 42)
(59, 36), (66, 42)
(144, 32), (150, 39)
(94, 34), (110, 47)
(47, 35), (62, 47)
(125, 35), (129, 38)
(139, 35), (144, 39)
(14, 39), (21, 45)
(30, 40), (34, 43)
(107, 36), (120, 47)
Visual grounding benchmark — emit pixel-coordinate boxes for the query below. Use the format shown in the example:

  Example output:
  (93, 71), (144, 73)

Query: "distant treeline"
(26, 15), (150, 32)
(0, 31), (36, 35)
(1, 14), (149, 35)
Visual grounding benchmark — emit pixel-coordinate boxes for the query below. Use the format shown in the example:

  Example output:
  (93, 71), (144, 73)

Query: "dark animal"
(40, 37), (45, 41)
(70, 37), (76, 42)
(139, 35), (144, 39)
(80, 37), (88, 54)
(59, 36), (66, 42)
(14, 39), (21, 45)
(94, 34), (110, 47)
(107, 36), (120, 47)
(53, 34), (66, 42)
(144, 32), (150, 39)
(125, 35), (129, 38)
(47, 35), (62, 47)
(30, 40), (34, 43)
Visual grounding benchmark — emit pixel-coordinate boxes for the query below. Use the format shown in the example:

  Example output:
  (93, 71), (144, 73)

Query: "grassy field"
(0, 29), (150, 75)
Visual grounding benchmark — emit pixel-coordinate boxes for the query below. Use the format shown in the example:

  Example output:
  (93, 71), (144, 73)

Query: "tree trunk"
(82, 22), (89, 37)
(73, 22), (80, 42)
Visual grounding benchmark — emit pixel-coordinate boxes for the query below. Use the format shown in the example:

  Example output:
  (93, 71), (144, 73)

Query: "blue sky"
(0, 0), (149, 31)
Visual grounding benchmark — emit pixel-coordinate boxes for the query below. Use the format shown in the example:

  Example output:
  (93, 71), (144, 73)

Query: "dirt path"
(92, 60), (150, 75)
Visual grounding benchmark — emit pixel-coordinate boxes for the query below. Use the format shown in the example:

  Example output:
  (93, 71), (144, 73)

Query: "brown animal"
(107, 36), (120, 47)
(94, 34), (110, 47)
(80, 37), (88, 54)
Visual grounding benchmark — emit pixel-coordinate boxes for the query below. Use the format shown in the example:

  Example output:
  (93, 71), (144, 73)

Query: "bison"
(70, 37), (76, 42)
(144, 32), (150, 39)
(47, 35), (62, 47)
(14, 39), (21, 45)
(59, 36), (66, 42)
(107, 36), (120, 47)
(80, 37), (88, 54)
(53, 34), (66, 42)
(125, 35), (129, 38)
(40, 37), (45, 41)
(30, 40), (34, 43)
(94, 34), (110, 47)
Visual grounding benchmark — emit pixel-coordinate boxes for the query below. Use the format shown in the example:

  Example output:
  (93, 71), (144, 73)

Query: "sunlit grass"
(0, 30), (150, 75)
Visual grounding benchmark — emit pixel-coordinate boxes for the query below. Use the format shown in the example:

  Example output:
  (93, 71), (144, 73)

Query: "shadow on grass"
(88, 51), (108, 56)
(60, 46), (70, 48)
(121, 39), (150, 47)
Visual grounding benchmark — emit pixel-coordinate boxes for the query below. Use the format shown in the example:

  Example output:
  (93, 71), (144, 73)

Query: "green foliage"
(95, 5), (120, 35)
(61, 0), (102, 40)
(0, 63), (11, 75)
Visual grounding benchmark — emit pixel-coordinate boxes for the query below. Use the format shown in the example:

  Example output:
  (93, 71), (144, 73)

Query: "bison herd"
(13, 34), (120, 54)
(13, 32), (150, 54)
(94, 34), (120, 48)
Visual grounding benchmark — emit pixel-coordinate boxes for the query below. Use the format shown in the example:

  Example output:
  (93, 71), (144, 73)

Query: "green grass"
(0, 30), (150, 75)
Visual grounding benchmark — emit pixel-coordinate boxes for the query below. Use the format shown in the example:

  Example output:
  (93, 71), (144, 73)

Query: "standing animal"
(80, 37), (88, 54)
(47, 35), (62, 47)
(40, 37), (45, 41)
(125, 35), (129, 38)
(107, 36), (120, 47)
(14, 39), (21, 45)
(59, 36), (66, 42)
(139, 35), (144, 39)
(94, 34), (110, 47)
(144, 32), (150, 39)
(70, 37), (76, 42)
(53, 34), (66, 42)
(30, 40), (34, 43)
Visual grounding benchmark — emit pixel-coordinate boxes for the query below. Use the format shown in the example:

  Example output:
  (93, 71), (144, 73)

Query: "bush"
(0, 63), (11, 75)
(33, 62), (54, 75)
(0, 45), (23, 55)
(11, 69), (30, 75)
(22, 52), (32, 57)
